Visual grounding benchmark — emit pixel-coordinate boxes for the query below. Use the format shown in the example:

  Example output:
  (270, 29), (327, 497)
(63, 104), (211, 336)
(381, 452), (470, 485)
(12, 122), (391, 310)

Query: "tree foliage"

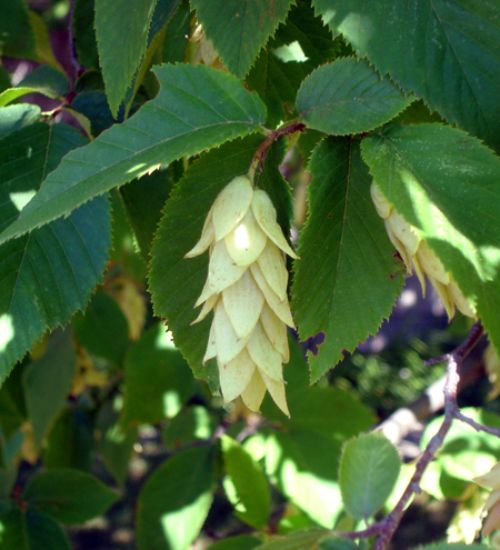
(0, 1), (498, 548)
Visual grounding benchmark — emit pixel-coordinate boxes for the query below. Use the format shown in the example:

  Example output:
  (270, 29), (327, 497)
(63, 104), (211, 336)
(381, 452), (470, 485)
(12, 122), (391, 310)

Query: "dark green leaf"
(339, 432), (401, 520)
(149, 137), (290, 388)
(256, 529), (331, 549)
(416, 544), (488, 550)
(297, 58), (412, 135)
(221, 435), (271, 529)
(95, 0), (158, 116)
(120, 168), (175, 257)
(0, 0), (35, 57)
(163, 406), (217, 450)
(210, 535), (261, 550)
(136, 445), (216, 550)
(23, 468), (118, 524)
(120, 323), (194, 425)
(74, 290), (130, 364)
(0, 123), (111, 384)
(313, 0), (500, 149)
(162, 0), (191, 63)
(18, 65), (69, 98)
(23, 331), (76, 447)
(292, 138), (404, 382)
(191, 0), (293, 77)
(43, 408), (93, 471)
(96, 398), (137, 485)
(361, 124), (500, 352)
(0, 507), (71, 550)
(0, 104), (41, 139)
(73, 0), (99, 69)
(0, 64), (266, 245)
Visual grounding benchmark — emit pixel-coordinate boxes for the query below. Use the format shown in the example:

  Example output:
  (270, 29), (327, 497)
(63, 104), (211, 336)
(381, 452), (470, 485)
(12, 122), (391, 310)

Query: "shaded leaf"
(221, 435), (271, 529)
(210, 535), (262, 550)
(136, 445), (216, 550)
(120, 168), (175, 258)
(339, 432), (400, 520)
(120, 324), (194, 425)
(23, 331), (76, 447)
(0, 64), (266, 245)
(0, 123), (110, 384)
(163, 406), (217, 450)
(72, 0), (99, 68)
(23, 468), (118, 524)
(0, 104), (40, 139)
(0, 507), (70, 550)
(292, 138), (404, 382)
(0, 0), (35, 57)
(297, 58), (412, 135)
(74, 290), (130, 364)
(256, 528), (331, 549)
(191, 0), (293, 78)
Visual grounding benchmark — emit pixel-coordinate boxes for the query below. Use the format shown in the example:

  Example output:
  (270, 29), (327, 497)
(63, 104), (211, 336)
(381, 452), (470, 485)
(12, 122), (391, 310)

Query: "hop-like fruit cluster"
(475, 462), (500, 537)
(370, 183), (475, 319)
(185, 175), (297, 415)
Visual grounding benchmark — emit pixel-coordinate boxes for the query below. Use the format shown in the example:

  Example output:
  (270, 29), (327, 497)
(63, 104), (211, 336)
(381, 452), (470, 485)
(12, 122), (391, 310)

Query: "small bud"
(186, 175), (297, 415)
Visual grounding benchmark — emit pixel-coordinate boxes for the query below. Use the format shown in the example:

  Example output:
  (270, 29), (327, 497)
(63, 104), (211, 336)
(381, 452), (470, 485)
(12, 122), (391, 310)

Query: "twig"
(249, 121), (305, 179)
(454, 409), (500, 437)
(336, 321), (488, 549)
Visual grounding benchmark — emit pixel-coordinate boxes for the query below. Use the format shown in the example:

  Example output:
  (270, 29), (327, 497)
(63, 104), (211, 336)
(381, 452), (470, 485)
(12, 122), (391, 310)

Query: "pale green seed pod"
(186, 175), (297, 415)
(370, 182), (475, 320)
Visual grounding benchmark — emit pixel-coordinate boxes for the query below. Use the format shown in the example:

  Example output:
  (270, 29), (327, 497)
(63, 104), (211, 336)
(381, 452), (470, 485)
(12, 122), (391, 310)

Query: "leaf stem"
(248, 121), (305, 180)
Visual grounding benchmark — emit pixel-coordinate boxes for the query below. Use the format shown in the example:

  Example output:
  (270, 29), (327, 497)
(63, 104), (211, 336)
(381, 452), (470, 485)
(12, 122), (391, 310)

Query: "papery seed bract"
(186, 174), (296, 416)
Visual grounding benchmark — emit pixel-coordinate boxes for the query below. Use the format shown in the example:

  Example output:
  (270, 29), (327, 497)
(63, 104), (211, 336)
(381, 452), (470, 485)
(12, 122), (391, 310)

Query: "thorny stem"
(248, 121), (305, 181)
(335, 321), (490, 549)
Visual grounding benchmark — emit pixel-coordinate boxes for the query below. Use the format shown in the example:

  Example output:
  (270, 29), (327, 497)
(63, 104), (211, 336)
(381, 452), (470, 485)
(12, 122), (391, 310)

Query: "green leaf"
(120, 323), (194, 425)
(361, 124), (500, 352)
(266, 429), (343, 527)
(297, 57), (412, 135)
(23, 468), (118, 524)
(0, 104), (41, 139)
(416, 544), (488, 550)
(288, 387), (375, 440)
(0, 507), (70, 550)
(210, 535), (261, 550)
(22, 331), (76, 447)
(120, 168), (175, 258)
(136, 445), (216, 550)
(0, 123), (111, 384)
(18, 65), (69, 98)
(96, 399), (138, 485)
(292, 138), (404, 382)
(313, 0), (500, 150)
(72, 0), (99, 69)
(0, 64), (266, 245)
(339, 432), (400, 520)
(255, 529), (331, 549)
(221, 435), (271, 529)
(163, 406), (217, 450)
(0, 0), (35, 58)
(162, 0), (191, 64)
(149, 137), (290, 388)
(73, 290), (130, 364)
(43, 408), (93, 471)
(191, 0), (293, 78)
(95, 0), (158, 116)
